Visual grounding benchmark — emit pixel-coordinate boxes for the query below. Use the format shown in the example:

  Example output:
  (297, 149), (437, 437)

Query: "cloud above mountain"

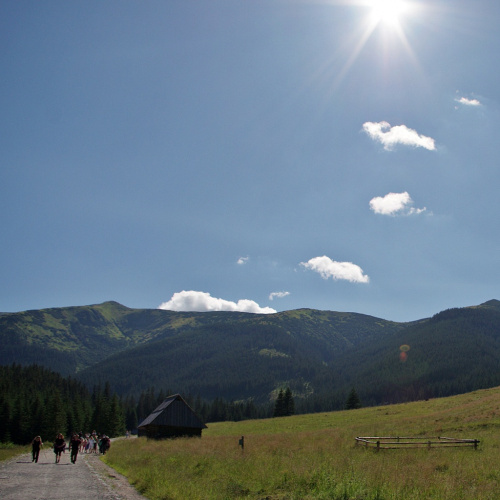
(300, 256), (369, 283)
(362, 121), (436, 151)
(269, 291), (290, 301)
(158, 290), (276, 314)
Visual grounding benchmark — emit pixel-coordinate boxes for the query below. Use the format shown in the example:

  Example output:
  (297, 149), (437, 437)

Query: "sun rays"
(327, 0), (422, 89)
(367, 0), (410, 28)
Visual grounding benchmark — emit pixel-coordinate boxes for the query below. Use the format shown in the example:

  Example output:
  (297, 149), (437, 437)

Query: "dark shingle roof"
(138, 394), (207, 429)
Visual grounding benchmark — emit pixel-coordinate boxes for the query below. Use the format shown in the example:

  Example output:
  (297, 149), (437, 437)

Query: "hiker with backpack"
(31, 436), (43, 463)
(53, 433), (66, 464)
(69, 433), (82, 463)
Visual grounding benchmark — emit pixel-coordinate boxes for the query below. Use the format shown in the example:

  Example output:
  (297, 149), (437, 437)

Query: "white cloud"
(269, 291), (290, 301)
(456, 96), (481, 106)
(237, 256), (249, 265)
(158, 290), (276, 314)
(369, 191), (427, 216)
(362, 121), (436, 151)
(300, 256), (369, 283)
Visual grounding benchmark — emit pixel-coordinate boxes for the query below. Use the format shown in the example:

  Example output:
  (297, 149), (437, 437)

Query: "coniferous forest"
(0, 365), (273, 444)
(2, 299), (500, 444)
(0, 364), (126, 445)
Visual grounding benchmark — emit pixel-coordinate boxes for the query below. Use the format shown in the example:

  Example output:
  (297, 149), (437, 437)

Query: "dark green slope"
(77, 301), (500, 409)
(0, 301), (403, 376)
(3, 299), (500, 410)
(76, 309), (406, 403)
(76, 300), (500, 407)
(0, 301), (268, 374)
(325, 300), (500, 406)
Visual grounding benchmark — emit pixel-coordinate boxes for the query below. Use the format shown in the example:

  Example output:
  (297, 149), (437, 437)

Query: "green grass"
(0, 443), (29, 462)
(103, 387), (500, 499)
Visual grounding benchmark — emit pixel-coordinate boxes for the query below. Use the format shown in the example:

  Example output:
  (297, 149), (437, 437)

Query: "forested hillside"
(77, 300), (500, 410)
(0, 301), (404, 377)
(0, 364), (125, 444)
(0, 301), (256, 374)
(2, 300), (500, 414)
(305, 299), (500, 409)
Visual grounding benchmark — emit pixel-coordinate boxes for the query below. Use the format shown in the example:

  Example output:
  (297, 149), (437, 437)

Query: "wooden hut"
(137, 394), (207, 439)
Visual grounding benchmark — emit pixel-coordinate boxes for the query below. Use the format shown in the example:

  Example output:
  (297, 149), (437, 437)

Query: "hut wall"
(139, 424), (202, 439)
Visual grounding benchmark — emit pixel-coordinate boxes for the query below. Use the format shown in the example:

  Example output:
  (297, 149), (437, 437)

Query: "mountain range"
(1, 299), (500, 409)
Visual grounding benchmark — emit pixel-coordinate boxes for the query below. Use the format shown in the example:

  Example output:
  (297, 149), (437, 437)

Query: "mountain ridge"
(2, 299), (499, 409)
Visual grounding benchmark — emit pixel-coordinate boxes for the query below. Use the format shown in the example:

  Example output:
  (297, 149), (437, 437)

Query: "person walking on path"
(0, 447), (148, 499)
(31, 436), (43, 463)
(53, 433), (66, 464)
(69, 434), (82, 464)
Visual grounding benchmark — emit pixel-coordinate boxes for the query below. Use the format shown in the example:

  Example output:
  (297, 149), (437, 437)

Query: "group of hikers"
(31, 431), (111, 464)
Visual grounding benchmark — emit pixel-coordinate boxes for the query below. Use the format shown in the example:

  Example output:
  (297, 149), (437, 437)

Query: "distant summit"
(479, 299), (500, 310)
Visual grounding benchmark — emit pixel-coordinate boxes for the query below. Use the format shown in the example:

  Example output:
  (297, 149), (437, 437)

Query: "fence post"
(428, 441), (431, 450)
(376, 440), (380, 452)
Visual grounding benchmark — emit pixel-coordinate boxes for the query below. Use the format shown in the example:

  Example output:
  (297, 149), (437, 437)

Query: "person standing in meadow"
(31, 436), (43, 463)
(69, 433), (82, 464)
(53, 433), (66, 463)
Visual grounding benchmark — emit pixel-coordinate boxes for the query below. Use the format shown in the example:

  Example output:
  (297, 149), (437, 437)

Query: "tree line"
(0, 364), (364, 445)
(0, 364), (125, 444)
(122, 387), (274, 429)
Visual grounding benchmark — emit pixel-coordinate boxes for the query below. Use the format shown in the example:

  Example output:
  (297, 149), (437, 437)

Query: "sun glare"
(327, 0), (421, 90)
(369, 0), (409, 28)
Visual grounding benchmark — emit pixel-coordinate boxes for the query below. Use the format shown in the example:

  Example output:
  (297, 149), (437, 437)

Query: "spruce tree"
(11, 397), (31, 444)
(91, 392), (110, 434)
(125, 406), (138, 431)
(44, 390), (67, 439)
(0, 396), (12, 442)
(284, 387), (295, 416)
(30, 395), (45, 439)
(108, 394), (126, 437)
(345, 388), (362, 410)
(273, 389), (286, 417)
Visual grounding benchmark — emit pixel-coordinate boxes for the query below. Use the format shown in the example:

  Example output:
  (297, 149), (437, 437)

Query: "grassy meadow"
(103, 387), (500, 499)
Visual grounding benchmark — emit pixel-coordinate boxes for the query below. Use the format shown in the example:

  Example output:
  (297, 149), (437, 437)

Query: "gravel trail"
(0, 449), (147, 500)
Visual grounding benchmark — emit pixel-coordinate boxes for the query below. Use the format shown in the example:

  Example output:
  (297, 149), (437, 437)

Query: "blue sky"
(1, 0), (499, 321)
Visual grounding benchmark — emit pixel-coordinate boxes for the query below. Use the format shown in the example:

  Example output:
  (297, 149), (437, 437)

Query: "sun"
(326, 0), (421, 89)
(368, 0), (409, 28)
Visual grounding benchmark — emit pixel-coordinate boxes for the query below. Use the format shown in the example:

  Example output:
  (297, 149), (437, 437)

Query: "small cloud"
(237, 256), (249, 265)
(362, 121), (436, 151)
(369, 191), (427, 216)
(455, 96), (481, 106)
(158, 290), (276, 314)
(300, 256), (369, 283)
(269, 291), (290, 301)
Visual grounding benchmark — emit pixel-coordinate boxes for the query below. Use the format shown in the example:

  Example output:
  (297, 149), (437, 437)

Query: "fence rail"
(355, 436), (480, 450)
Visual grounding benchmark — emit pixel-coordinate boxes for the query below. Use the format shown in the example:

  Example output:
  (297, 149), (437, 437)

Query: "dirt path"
(0, 449), (147, 500)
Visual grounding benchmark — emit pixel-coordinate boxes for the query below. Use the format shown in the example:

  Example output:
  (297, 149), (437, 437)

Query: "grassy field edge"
(102, 387), (500, 499)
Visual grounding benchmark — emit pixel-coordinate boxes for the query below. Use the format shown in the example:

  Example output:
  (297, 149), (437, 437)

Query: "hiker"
(53, 433), (66, 463)
(31, 436), (43, 463)
(79, 435), (87, 453)
(70, 433), (82, 464)
(99, 435), (111, 454)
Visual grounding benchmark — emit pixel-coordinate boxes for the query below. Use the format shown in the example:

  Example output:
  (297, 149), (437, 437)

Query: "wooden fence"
(355, 436), (480, 450)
